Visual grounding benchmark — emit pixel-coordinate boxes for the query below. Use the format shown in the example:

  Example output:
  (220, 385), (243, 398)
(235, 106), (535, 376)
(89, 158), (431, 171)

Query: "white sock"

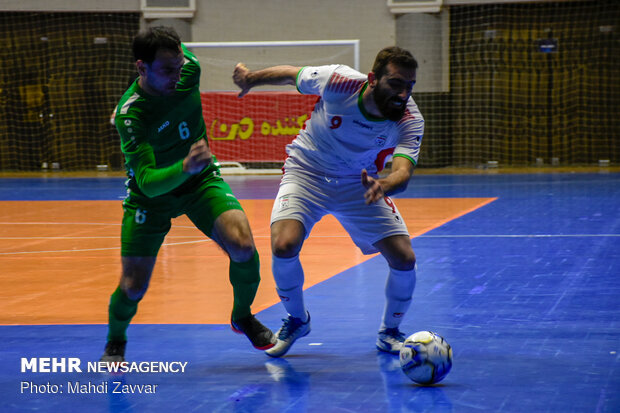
(272, 254), (308, 321)
(380, 266), (417, 330)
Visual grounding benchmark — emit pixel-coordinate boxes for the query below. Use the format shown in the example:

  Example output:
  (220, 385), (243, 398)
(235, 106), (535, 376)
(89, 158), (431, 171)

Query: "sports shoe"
(100, 340), (126, 363)
(231, 314), (276, 350)
(376, 327), (406, 354)
(265, 313), (311, 358)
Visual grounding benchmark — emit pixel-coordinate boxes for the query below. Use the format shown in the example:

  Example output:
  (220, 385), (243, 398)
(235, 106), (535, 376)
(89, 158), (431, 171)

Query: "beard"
(372, 86), (408, 121)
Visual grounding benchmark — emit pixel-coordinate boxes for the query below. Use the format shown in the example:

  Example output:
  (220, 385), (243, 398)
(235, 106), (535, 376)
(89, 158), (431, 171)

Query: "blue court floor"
(1, 172), (619, 412)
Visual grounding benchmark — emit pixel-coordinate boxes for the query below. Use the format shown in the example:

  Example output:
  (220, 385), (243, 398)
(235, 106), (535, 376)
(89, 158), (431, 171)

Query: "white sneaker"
(265, 313), (311, 358)
(376, 327), (406, 354)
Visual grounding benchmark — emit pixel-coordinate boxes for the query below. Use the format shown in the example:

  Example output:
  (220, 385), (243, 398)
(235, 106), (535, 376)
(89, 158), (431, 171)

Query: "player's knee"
(271, 236), (302, 258)
(226, 240), (255, 262)
(215, 223), (256, 262)
(212, 210), (255, 259)
(120, 278), (149, 301)
(387, 250), (416, 271)
(375, 235), (416, 270)
(120, 262), (152, 300)
(271, 220), (304, 258)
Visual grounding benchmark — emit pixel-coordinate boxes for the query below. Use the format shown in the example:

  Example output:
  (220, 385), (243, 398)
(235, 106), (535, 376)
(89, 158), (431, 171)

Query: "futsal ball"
(399, 331), (453, 385)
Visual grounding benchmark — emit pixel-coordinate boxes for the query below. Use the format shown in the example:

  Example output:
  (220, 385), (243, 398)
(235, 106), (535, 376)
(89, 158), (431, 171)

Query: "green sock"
(229, 250), (260, 320)
(106, 286), (140, 342)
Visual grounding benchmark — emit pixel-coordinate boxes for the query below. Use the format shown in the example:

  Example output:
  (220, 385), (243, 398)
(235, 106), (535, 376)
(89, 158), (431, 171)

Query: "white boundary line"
(0, 239), (211, 255)
(416, 234), (620, 238)
(1, 233), (616, 255)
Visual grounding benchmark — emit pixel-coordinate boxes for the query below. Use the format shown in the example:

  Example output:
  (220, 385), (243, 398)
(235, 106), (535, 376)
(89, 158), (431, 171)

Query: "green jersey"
(115, 44), (217, 198)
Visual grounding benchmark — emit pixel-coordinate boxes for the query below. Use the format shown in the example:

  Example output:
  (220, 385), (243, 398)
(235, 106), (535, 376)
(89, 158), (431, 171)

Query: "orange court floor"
(2, 173), (619, 412)
(0, 197), (494, 326)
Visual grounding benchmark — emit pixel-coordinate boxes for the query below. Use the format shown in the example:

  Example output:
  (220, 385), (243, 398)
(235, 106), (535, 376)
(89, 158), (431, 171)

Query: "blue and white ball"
(399, 331), (453, 385)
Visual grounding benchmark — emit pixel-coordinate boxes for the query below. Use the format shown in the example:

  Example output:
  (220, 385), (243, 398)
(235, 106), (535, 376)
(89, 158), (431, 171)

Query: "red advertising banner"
(201, 92), (319, 162)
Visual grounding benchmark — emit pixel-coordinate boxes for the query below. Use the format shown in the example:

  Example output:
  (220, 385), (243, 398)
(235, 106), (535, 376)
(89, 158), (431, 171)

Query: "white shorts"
(270, 171), (410, 254)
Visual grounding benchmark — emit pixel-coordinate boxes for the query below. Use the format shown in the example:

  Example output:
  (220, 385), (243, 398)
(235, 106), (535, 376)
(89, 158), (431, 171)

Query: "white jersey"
(284, 64), (424, 178)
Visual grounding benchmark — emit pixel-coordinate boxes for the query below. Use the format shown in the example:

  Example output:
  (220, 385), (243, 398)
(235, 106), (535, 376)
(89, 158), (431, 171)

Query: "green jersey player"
(101, 27), (275, 363)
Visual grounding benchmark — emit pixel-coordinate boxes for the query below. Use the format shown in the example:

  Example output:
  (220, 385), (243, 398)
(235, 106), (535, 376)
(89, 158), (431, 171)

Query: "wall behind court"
(0, 0), (416, 171)
(3, 0), (407, 91)
(189, 0), (398, 91)
(1, 1), (617, 170)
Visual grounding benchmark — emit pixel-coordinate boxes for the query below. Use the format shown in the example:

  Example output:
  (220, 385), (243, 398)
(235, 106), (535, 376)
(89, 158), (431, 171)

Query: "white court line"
(417, 234), (620, 238)
(0, 222), (198, 229)
(0, 234), (348, 255)
(2, 233), (616, 255)
(0, 236), (205, 240)
(3, 222), (616, 238)
(0, 239), (212, 255)
(0, 222), (120, 226)
(411, 177), (620, 190)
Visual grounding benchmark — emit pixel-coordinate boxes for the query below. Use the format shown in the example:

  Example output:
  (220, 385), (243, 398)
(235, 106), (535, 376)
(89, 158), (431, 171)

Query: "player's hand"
(233, 63), (252, 98)
(361, 169), (384, 205)
(183, 139), (212, 174)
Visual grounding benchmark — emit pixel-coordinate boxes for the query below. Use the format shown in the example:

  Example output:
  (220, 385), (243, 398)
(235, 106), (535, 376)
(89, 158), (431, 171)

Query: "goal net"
(416, 0), (619, 168)
(193, 1), (619, 172)
(0, 3), (617, 173)
(0, 12), (139, 172)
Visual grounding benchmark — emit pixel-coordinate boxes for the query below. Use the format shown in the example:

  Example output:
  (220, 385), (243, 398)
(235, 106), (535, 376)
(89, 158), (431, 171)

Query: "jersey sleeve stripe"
(327, 72), (365, 94)
(295, 67), (306, 93)
(120, 92), (140, 115)
(393, 153), (417, 166)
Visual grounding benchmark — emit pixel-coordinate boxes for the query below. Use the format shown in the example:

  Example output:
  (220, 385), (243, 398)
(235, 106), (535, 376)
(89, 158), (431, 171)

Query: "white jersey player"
(233, 46), (423, 357)
(286, 64), (423, 177)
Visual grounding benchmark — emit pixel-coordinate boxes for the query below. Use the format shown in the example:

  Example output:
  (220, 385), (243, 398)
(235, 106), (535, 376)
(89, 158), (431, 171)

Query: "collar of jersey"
(134, 81), (175, 99)
(358, 82), (386, 122)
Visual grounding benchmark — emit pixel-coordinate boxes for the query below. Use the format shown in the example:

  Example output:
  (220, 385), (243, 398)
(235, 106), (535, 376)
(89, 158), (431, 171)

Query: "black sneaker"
(100, 340), (126, 363)
(231, 314), (276, 350)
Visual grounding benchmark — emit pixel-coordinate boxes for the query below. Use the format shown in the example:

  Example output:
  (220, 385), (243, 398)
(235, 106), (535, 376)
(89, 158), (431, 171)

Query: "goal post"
(187, 39), (360, 174)
(186, 39), (360, 71)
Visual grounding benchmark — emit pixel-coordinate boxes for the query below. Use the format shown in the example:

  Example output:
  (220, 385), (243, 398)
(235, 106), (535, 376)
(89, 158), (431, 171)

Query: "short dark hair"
(372, 46), (418, 79)
(132, 26), (181, 64)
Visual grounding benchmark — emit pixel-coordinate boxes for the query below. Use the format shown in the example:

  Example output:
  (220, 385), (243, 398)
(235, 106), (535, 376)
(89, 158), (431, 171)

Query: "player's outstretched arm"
(233, 63), (301, 98)
(361, 157), (415, 205)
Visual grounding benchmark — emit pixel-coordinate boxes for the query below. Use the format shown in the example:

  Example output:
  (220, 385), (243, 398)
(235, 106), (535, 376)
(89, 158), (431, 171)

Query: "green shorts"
(120, 175), (244, 256)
